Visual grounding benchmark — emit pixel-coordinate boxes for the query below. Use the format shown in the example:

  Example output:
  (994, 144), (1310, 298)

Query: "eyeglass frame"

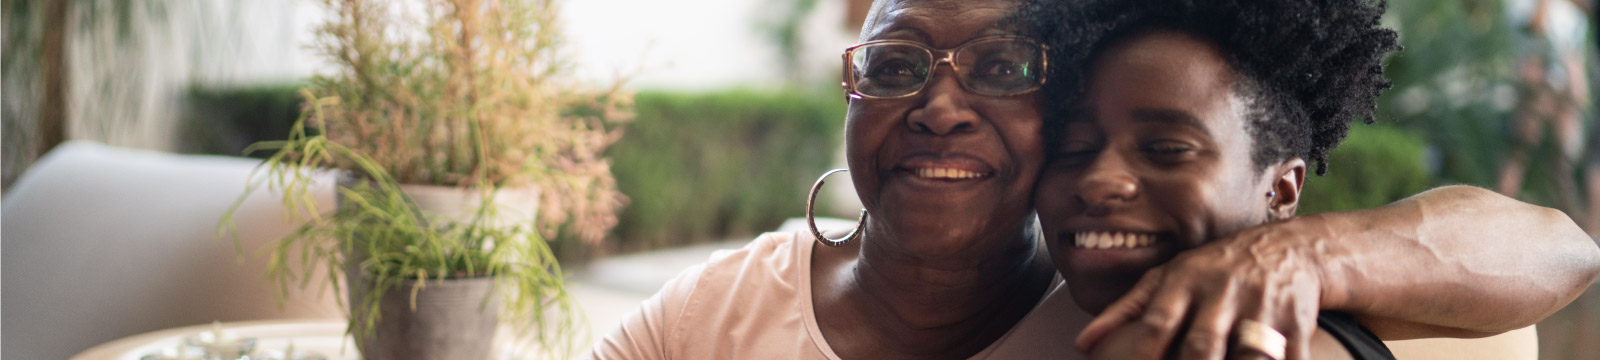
(840, 36), (1050, 100)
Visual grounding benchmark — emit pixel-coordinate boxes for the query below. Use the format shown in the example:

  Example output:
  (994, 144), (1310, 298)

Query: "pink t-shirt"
(590, 228), (1094, 359)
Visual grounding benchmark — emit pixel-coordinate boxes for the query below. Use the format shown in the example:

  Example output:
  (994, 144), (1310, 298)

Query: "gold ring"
(1235, 319), (1287, 360)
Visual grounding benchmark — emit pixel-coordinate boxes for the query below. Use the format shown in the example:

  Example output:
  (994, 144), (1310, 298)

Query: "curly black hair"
(1012, 0), (1401, 175)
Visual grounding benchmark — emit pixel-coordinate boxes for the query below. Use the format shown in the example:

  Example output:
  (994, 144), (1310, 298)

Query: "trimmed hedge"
(181, 84), (308, 157)
(604, 89), (845, 253)
(1299, 123), (1432, 215)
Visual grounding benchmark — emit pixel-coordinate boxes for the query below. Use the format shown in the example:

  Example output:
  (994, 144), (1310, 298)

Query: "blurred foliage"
(180, 84), (306, 157)
(177, 85), (847, 258)
(597, 89), (844, 254)
(1329, 0), (1599, 216)
(1299, 124), (1433, 215)
(1379, 0), (1520, 187)
(757, 0), (820, 84)
(187, 84), (851, 257)
(4, 0), (247, 191)
(1380, 0), (1596, 211)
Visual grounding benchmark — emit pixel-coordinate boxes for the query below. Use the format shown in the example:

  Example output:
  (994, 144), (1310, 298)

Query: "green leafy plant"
(218, 0), (630, 355)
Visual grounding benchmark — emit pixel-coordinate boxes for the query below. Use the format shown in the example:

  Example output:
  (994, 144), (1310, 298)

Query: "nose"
(1077, 151), (1138, 215)
(905, 66), (978, 135)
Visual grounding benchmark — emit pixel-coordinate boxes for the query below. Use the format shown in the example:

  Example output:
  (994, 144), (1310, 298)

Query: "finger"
(1077, 268), (1165, 352)
(1086, 323), (1160, 360)
(1176, 286), (1240, 360)
(1121, 282), (1195, 360)
(1284, 328), (1313, 360)
(1280, 301), (1319, 360)
(1226, 349), (1275, 360)
(1230, 320), (1289, 360)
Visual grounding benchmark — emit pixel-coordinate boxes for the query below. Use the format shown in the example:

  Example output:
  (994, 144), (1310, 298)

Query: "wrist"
(1290, 211), (1358, 312)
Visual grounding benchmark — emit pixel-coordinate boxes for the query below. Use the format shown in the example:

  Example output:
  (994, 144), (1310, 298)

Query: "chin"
(1067, 284), (1116, 315)
(1064, 272), (1141, 316)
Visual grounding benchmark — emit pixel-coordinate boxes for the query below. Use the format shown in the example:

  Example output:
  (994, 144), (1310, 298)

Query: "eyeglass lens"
(849, 39), (1043, 98)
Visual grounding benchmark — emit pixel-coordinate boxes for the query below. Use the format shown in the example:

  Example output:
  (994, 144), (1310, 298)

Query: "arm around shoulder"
(1316, 185), (1600, 338)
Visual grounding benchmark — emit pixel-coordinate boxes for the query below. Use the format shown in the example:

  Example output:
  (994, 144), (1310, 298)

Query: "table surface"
(71, 319), (359, 360)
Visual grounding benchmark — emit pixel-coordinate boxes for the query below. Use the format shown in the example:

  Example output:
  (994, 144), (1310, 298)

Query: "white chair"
(3, 142), (343, 360)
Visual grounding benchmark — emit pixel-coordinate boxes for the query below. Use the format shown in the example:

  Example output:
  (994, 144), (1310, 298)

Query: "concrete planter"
(355, 277), (502, 360)
(336, 176), (540, 360)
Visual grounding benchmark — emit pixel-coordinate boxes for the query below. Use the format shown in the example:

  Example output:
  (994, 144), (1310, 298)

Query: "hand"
(1083, 320), (1283, 360)
(1075, 225), (1327, 360)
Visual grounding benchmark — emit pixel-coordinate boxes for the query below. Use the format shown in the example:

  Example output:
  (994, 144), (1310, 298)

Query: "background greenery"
(1298, 124), (1433, 215)
(603, 89), (844, 253)
(90, 1), (1596, 356)
(183, 86), (846, 260)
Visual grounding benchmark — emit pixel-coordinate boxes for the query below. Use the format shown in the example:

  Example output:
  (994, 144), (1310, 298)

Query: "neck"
(838, 221), (1056, 358)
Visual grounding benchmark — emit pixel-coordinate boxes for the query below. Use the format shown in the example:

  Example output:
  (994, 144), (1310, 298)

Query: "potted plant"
(219, 0), (630, 358)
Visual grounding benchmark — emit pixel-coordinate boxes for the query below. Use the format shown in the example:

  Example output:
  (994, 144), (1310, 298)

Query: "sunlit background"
(2, 0), (1597, 359)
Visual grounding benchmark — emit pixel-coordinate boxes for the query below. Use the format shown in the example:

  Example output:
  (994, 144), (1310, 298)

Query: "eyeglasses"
(842, 36), (1048, 99)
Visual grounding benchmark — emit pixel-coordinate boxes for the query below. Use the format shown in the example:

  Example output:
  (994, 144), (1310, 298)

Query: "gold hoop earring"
(807, 169), (866, 247)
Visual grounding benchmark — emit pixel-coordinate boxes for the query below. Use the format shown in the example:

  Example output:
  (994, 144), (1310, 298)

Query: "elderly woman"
(591, 0), (1600, 358)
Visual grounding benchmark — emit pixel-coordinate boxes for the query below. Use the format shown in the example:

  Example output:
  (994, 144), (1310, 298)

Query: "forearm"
(1311, 185), (1600, 339)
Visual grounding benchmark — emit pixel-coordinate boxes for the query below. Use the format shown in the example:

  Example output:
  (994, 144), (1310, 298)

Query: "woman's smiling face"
(1035, 28), (1300, 314)
(845, 0), (1045, 254)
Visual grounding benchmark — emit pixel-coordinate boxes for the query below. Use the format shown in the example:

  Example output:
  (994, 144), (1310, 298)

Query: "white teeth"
(1073, 231), (1156, 249)
(916, 167), (983, 179)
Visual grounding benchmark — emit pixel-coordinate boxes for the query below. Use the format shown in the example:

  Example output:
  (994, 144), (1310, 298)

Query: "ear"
(1268, 158), (1307, 220)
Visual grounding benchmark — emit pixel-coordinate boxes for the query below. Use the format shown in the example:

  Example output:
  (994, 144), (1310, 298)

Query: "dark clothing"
(1317, 311), (1397, 360)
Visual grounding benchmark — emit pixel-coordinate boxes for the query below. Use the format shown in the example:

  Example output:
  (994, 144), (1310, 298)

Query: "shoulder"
(690, 229), (809, 292)
(594, 229), (827, 359)
(654, 229), (810, 311)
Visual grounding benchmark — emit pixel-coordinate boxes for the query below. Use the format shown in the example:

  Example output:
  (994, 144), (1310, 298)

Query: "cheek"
(843, 101), (908, 157)
(842, 105), (875, 157)
(843, 101), (911, 207)
(1145, 176), (1209, 238)
(843, 106), (883, 202)
(1010, 130), (1046, 176)
(1140, 169), (1246, 247)
(996, 104), (1046, 160)
(1174, 171), (1269, 243)
(1033, 170), (1077, 226)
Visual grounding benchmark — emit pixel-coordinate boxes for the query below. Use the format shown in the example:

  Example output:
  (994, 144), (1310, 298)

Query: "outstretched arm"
(1315, 185), (1599, 338)
(1076, 185), (1600, 359)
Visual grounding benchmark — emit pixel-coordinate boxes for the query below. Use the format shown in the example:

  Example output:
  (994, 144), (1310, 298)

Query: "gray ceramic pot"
(334, 175), (533, 359)
(351, 276), (502, 360)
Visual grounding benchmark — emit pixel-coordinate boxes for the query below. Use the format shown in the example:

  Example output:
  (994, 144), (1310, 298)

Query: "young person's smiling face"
(1035, 28), (1304, 314)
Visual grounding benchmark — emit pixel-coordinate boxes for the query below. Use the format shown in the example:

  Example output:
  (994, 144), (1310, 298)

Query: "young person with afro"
(1023, 0), (1600, 358)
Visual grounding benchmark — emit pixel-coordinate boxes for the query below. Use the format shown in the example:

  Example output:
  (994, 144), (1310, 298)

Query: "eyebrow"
(866, 24), (930, 43)
(865, 19), (1010, 45)
(1131, 108), (1209, 132)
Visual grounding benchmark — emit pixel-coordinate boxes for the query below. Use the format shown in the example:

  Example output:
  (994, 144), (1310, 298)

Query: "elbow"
(1531, 205), (1600, 305)
(1537, 206), (1600, 278)
(1421, 184), (1500, 203)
